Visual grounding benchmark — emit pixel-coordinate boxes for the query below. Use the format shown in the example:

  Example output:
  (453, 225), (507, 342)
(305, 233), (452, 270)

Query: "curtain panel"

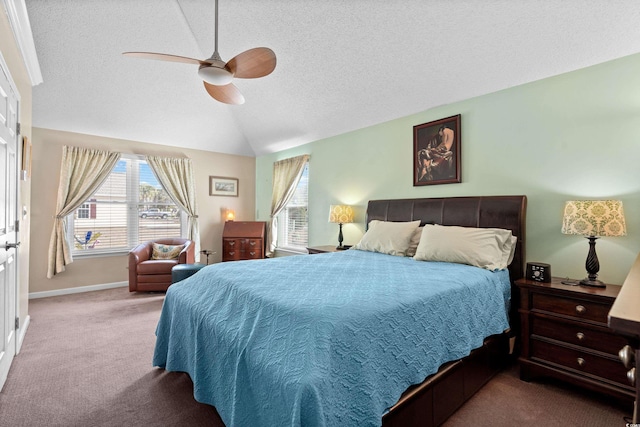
(267, 154), (310, 256)
(146, 155), (201, 261)
(47, 146), (121, 278)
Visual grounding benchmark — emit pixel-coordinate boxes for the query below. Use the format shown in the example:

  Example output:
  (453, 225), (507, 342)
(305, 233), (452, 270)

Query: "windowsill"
(72, 250), (129, 259)
(274, 247), (307, 257)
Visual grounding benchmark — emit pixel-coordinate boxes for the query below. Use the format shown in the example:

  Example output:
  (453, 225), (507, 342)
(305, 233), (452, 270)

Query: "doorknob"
(5, 242), (20, 250)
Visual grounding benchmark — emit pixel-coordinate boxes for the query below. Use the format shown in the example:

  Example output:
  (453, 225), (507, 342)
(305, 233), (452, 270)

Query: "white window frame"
(67, 154), (187, 257)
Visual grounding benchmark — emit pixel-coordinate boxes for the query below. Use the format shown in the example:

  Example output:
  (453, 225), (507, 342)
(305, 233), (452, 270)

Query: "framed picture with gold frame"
(22, 136), (32, 179)
(209, 176), (238, 197)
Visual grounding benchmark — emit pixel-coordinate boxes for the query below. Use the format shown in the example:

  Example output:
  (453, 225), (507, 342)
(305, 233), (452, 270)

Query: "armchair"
(128, 238), (195, 292)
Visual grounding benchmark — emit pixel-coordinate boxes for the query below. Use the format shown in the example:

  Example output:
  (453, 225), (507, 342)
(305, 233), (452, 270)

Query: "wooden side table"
(516, 277), (635, 404)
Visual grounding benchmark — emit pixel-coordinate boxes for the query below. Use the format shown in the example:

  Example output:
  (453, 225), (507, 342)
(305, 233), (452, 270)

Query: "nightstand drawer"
(532, 316), (628, 356)
(532, 293), (610, 324)
(531, 339), (631, 387)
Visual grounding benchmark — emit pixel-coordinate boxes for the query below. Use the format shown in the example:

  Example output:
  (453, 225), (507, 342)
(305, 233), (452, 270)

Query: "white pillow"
(413, 224), (517, 271)
(353, 220), (421, 256)
(405, 226), (424, 257)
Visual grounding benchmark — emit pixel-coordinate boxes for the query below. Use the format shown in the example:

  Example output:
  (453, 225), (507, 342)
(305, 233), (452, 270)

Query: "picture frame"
(413, 114), (461, 186)
(21, 136), (32, 179)
(209, 176), (239, 197)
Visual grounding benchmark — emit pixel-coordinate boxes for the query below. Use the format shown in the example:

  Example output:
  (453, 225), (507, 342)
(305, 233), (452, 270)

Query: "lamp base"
(579, 278), (606, 288)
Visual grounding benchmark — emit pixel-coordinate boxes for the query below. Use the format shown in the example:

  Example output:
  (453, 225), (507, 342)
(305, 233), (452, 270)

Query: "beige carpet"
(0, 287), (632, 426)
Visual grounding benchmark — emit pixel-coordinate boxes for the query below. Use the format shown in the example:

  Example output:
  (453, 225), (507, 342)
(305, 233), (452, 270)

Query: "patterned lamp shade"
(328, 205), (354, 224)
(561, 200), (627, 237)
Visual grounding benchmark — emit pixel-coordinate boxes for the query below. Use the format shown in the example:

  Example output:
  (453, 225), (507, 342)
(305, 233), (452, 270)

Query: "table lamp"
(329, 205), (354, 250)
(561, 200), (626, 287)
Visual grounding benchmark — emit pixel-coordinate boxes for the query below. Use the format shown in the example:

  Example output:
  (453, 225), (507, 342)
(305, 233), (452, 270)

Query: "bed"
(153, 195), (527, 427)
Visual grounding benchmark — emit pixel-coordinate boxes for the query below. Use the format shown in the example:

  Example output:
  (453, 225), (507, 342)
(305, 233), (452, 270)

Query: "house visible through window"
(277, 162), (309, 251)
(68, 155), (184, 254)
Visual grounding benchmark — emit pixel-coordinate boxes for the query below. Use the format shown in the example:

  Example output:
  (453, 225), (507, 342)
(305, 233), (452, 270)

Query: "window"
(277, 162), (309, 251)
(68, 155), (184, 255)
(76, 199), (96, 220)
(77, 203), (90, 219)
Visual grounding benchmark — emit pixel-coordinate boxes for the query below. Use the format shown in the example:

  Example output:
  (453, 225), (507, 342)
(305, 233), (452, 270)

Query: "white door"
(0, 53), (20, 392)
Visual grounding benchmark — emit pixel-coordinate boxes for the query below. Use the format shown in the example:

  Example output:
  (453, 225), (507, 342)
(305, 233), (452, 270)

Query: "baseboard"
(16, 314), (30, 354)
(29, 281), (128, 299)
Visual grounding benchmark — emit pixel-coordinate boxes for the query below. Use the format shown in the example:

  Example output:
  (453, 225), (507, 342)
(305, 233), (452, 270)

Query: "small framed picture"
(22, 136), (32, 178)
(413, 114), (461, 186)
(209, 176), (239, 197)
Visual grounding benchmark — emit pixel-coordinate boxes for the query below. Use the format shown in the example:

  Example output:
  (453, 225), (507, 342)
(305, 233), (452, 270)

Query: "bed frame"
(366, 196), (527, 427)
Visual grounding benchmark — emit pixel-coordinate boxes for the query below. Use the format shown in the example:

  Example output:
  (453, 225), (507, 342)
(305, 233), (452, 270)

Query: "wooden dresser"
(608, 253), (640, 422)
(516, 277), (635, 403)
(222, 221), (266, 262)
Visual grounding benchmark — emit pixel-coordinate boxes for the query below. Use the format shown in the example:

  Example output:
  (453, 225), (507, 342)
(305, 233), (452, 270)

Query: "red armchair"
(128, 238), (195, 292)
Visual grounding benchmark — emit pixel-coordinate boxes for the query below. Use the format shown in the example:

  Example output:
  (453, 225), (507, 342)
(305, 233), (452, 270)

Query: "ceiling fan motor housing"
(198, 60), (233, 86)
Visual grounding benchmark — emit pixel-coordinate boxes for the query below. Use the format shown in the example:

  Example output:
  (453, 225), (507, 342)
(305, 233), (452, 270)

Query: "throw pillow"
(151, 243), (185, 260)
(352, 220), (421, 256)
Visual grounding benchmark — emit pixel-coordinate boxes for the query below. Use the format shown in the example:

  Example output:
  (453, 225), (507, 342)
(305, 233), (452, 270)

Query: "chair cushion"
(137, 259), (179, 275)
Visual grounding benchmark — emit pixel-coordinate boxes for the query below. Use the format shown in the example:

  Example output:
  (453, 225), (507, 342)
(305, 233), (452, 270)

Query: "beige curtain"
(47, 146), (121, 278)
(267, 154), (310, 256)
(146, 156), (200, 261)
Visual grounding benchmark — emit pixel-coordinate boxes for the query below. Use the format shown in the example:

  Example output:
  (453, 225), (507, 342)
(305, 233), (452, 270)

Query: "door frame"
(0, 50), (21, 392)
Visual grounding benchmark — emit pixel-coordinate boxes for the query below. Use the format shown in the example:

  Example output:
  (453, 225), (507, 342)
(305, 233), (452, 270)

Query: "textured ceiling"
(25, 0), (640, 157)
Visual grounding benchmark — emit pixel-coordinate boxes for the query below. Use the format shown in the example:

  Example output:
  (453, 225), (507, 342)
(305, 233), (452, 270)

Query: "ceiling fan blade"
(203, 81), (245, 105)
(122, 52), (210, 65)
(226, 47), (276, 79)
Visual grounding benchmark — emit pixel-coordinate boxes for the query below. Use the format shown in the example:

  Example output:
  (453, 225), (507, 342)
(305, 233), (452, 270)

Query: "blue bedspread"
(153, 250), (511, 427)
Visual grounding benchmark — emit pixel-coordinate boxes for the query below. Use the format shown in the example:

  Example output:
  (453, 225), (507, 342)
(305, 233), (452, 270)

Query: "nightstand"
(306, 245), (350, 254)
(516, 277), (635, 404)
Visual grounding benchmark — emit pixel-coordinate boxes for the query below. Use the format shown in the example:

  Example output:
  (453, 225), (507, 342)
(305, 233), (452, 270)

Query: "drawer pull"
(576, 332), (585, 341)
(575, 305), (586, 314)
(228, 241), (235, 246)
(249, 252), (256, 256)
(229, 251), (235, 256)
(628, 367), (636, 386)
(577, 357), (585, 367)
(619, 345), (636, 369)
(250, 241), (256, 246)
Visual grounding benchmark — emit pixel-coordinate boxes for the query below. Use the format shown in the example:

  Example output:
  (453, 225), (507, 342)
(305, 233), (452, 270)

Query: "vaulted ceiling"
(26, 1), (640, 157)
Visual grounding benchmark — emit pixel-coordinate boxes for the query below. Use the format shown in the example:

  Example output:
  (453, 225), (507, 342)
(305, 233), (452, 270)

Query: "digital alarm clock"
(526, 262), (551, 283)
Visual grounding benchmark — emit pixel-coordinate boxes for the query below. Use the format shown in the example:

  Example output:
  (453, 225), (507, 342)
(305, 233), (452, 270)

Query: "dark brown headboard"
(366, 195), (527, 282)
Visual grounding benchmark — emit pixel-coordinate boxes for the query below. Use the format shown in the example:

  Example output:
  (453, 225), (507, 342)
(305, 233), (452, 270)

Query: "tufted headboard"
(366, 195), (527, 282)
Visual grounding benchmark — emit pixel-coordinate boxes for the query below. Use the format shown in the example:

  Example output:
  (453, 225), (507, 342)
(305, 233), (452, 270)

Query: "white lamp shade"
(329, 205), (354, 224)
(561, 200), (626, 237)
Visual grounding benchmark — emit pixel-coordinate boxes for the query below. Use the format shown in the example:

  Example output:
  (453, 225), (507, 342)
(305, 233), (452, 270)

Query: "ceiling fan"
(123, 0), (276, 105)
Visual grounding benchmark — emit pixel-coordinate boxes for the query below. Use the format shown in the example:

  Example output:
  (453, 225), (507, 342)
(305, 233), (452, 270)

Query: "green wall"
(256, 53), (640, 285)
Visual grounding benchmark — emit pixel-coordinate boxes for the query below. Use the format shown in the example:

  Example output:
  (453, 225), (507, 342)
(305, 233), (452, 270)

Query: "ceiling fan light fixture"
(198, 65), (233, 86)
